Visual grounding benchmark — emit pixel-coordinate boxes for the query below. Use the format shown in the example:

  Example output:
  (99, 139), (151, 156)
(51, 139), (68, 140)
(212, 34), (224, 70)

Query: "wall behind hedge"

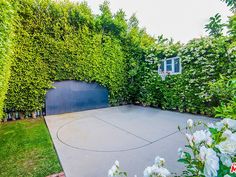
(0, 0), (15, 118)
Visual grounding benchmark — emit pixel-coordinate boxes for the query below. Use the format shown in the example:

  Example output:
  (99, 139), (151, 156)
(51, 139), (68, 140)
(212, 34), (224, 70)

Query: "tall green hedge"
(178, 37), (235, 114)
(5, 0), (128, 115)
(137, 37), (236, 116)
(0, 0), (15, 118)
(2, 0), (235, 118)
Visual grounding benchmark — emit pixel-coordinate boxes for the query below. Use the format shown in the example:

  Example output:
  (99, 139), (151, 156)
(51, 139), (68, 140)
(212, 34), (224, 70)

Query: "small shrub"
(209, 76), (236, 119)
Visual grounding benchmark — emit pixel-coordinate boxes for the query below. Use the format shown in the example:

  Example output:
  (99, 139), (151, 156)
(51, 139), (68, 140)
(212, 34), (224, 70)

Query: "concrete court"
(45, 105), (216, 177)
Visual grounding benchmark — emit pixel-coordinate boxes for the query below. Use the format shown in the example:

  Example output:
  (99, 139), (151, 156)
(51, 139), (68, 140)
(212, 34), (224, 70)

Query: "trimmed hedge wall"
(5, 0), (129, 115)
(137, 37), (236, 116)
(1, 0), (235, 118)
(0, 0), (15, 118)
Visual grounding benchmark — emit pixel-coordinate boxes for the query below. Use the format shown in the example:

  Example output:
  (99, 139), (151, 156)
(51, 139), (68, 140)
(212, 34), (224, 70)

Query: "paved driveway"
(45, 105), (216, 177)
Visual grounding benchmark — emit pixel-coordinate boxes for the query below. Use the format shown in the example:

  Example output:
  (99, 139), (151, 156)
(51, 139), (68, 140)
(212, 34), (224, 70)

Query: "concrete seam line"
(54, 115), (185, 152)
(93, 115), (152, 143)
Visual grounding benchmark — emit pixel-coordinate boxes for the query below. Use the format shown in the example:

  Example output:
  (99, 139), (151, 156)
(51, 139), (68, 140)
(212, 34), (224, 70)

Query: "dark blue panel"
(46, 81), (109, 115)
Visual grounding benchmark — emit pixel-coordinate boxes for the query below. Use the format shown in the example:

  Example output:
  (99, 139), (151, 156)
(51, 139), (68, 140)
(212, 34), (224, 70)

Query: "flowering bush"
(143, 157), (170, 177)
(108, 157), (170, 177)
(178, 118), (236, 176)
(108, 118), (236, 177)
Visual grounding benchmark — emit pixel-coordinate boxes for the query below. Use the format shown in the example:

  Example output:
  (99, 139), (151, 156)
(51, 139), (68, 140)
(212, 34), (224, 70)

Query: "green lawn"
(0, 118), (62, 177)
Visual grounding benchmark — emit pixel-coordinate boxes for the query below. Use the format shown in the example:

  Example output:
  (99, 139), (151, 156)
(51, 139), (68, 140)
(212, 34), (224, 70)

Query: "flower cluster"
(143, 156), (170, 177)
(178, 118), (236, 177)
(108, 118), (236, 177)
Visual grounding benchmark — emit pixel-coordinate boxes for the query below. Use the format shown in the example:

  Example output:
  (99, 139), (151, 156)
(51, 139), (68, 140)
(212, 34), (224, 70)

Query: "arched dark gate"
(45, 81), (109, 115)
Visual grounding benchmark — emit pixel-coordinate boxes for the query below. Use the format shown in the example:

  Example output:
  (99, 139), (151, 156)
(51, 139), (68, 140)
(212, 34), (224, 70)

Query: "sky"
(75, 0), (232, 43)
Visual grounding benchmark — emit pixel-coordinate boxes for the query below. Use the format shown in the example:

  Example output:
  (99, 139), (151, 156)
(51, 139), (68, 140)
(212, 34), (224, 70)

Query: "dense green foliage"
(134, 0), (236, 116)
(136, 41), (181, 108)
(0, 0), (15, 118)
(1, 0), (235, 118)
(124, 26), (157, 103)
(179, 37), (235, 114)
(136, 37), (236, 116)
(0, 119), (62, 176)
(4, 0), (131, 115)
(210, 76), (236, 119)
(205, 13), (224, 37)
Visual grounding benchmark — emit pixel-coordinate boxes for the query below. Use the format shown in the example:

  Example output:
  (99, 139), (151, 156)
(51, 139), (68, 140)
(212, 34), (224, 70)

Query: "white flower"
(230, 133), (236, 141)
(144, 157), (170, 177)
(178, 148), (182, 157)
(222, 129), (232, 139)
(108, 170), (113, 177)
(185, 133), (194, 146)
(143, 165), (170, 177)
(224, 175), (231, 177)
(108, 168), (115, 176)
(193, 130), (212, 145)
(187, 119), (193, 128)
(222, 118), (236, 131)
(199, 146), (219, 177)
(154, 156), (165, 167)
(207, 123), (215, 129)
(143, 166), (153, 177)
(111, 165), (117, 172)
(152, 166), (171, 177)
(204, 159), (219, 177)
(178, 148), (185, 159)
(220, 154), (232, 167)
(217, 138), (236, 156)
(108, 162), (119, 177)
(206, 137), (213, 146)
(114, 160), (119, 167)
(178, 147), (183, 154)
(215, 122), (224, 131)
(199, 146), (207, 162)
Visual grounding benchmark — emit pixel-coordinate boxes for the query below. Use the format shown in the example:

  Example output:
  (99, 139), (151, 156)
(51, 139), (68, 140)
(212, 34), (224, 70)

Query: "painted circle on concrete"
(57, 116), (151, 152)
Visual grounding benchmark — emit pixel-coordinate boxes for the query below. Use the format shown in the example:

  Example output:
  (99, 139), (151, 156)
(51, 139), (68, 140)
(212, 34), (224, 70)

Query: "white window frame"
(158, 56), (182, 75)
